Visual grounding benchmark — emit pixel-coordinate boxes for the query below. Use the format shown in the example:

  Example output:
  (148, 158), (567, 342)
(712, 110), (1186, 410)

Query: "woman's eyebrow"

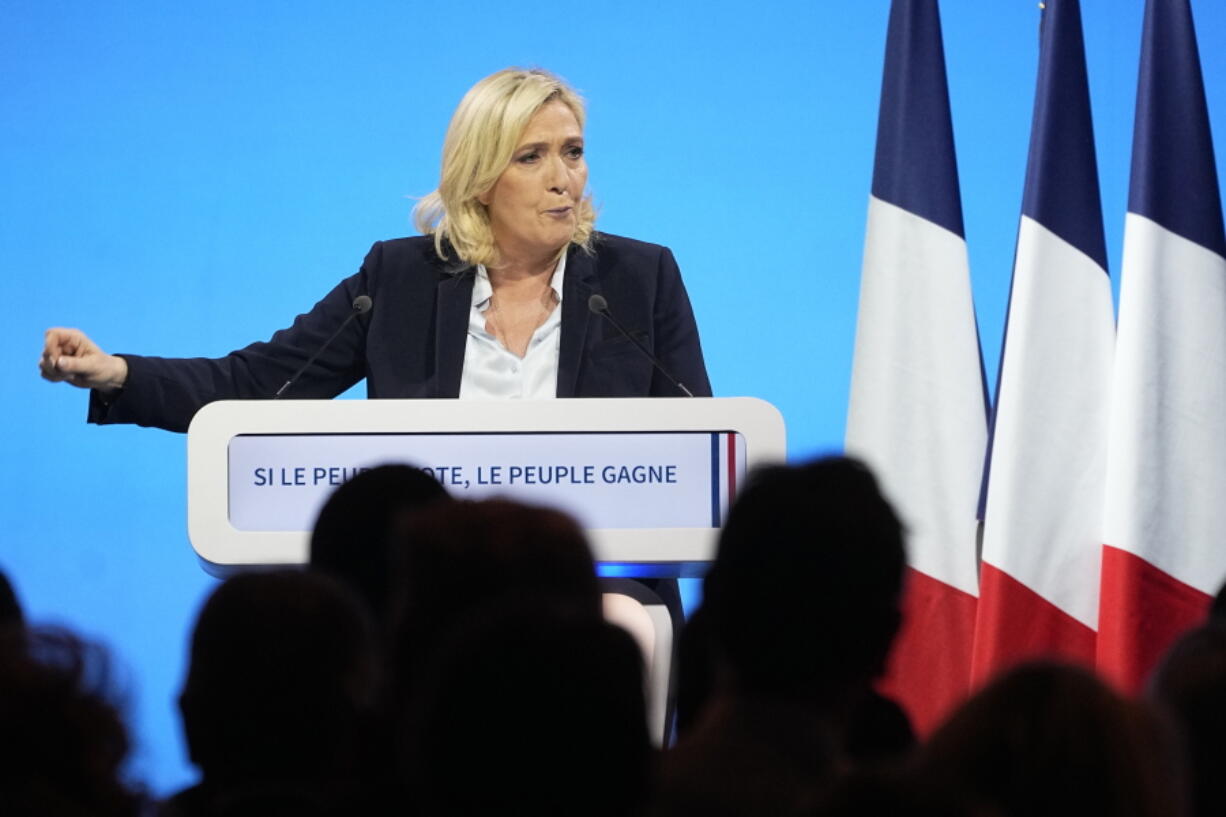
(516, 136), (584, 151)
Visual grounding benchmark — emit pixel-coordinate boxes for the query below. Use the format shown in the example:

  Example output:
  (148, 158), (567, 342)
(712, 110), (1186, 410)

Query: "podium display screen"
(228, 431), (746, 532)
(189, 398), (785, 569)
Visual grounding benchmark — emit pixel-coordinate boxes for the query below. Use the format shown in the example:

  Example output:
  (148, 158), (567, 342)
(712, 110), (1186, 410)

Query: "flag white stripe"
(1103, 213), (1226, 595)
(847, 195), (985, 596)
(980, 215), (1113, 628)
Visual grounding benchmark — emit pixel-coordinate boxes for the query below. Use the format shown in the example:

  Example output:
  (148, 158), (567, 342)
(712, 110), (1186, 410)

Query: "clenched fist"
(40, 328), (129, 394)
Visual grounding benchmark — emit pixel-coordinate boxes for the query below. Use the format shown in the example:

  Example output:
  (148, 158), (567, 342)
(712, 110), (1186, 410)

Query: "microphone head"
(587, 294), (609, 315)
(352, 295), (373, 314)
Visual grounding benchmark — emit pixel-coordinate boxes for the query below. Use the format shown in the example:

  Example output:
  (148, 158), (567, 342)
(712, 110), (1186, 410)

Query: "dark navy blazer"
(89, 233), (712, 432)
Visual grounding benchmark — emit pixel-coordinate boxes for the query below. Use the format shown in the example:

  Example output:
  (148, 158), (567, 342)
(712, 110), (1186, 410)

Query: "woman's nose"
(545, 154), (569, 194)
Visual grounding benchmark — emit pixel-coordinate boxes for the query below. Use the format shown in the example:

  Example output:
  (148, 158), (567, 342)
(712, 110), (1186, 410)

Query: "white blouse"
(457, 253), (566, 400)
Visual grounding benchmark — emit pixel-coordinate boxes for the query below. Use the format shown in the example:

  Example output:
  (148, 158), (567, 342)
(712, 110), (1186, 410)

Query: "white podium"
(187, 397), (786, 573)
(186, 396), (785, 745)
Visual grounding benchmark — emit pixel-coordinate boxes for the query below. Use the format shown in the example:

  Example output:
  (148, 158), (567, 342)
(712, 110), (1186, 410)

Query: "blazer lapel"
(558, 245), (600, 397)
(434, 267), (475, 398)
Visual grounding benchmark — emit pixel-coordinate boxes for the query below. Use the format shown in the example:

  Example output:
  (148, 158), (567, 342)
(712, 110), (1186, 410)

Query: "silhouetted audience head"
(1210, 579), (1226, 623)
(842, 688), (916, 768)
(178, 570), (378, 791)
(1150, 621), (1226, 817)
(309, 464), (449, 624)
(702, 456), (905, 701)
(0, 626), (144, 817)
(918, 661), (1182, 817)
(815, 770), (972, 817)
(675, 598), (915, 762)
(0, 568), (21, 628)
(390, 498), (602, 691)
(409, 602), (650, 817)
(673, 604), (719, 739)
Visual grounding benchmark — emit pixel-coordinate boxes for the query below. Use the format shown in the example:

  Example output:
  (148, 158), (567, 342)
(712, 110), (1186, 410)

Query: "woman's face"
(480, 100), (588, 266)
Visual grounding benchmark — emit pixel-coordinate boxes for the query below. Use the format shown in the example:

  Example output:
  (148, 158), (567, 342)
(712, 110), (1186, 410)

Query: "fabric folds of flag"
(1098, 0), (1226, 692)
(845, 0), (987, 733)
(971, 0), (1113, 683)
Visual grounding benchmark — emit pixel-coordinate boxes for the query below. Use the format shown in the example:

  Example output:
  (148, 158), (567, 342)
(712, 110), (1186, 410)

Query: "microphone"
(274, 295), (373, 399)
(587, 294), (694, 397)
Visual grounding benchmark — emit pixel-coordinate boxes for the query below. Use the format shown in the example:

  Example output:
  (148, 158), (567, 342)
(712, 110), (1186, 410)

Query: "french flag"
(845, 0), (987, 733)
(1098, 0), (1226, 692)
(971, 0), (1113, 681)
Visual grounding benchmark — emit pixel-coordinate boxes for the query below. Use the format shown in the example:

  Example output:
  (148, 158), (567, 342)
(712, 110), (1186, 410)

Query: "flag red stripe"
(1096, 545), (1211, 693)
(877, 567), (977, 735)
(970, 562), (1096, 686)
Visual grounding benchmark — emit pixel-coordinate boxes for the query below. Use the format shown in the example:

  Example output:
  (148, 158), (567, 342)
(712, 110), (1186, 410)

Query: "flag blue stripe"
(979, 0), (1109, 520)
(1021, 0), (1109, 273)
(1129, 0), (1226, 259)
(871, 0), (965, 239)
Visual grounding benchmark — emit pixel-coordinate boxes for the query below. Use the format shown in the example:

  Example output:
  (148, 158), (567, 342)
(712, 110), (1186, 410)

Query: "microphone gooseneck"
(274, 295), (373, 399)
(587, 294), (695, 398)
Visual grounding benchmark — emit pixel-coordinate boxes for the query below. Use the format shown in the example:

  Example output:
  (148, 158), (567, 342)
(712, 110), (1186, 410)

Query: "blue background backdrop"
(3, 0), (1225, 795)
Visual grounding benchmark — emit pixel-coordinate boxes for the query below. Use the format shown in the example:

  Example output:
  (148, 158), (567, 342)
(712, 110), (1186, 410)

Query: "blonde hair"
(413, 68), (596, 268)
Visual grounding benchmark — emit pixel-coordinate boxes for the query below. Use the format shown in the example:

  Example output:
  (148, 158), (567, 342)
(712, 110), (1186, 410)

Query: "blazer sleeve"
(87, 244), (384, 432)
(651, 247), (712, 397)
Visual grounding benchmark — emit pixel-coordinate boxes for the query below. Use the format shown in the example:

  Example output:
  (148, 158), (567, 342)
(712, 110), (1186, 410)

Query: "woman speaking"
(39, 68), (711, 428)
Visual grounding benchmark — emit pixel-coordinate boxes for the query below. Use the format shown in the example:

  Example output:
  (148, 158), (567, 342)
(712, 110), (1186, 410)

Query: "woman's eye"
(567, 146), (584, 159)
(517, 152), (539, 164)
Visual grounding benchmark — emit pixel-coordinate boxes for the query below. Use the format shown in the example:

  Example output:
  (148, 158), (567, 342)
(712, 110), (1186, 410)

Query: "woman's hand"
(39, 328), (129, 393)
